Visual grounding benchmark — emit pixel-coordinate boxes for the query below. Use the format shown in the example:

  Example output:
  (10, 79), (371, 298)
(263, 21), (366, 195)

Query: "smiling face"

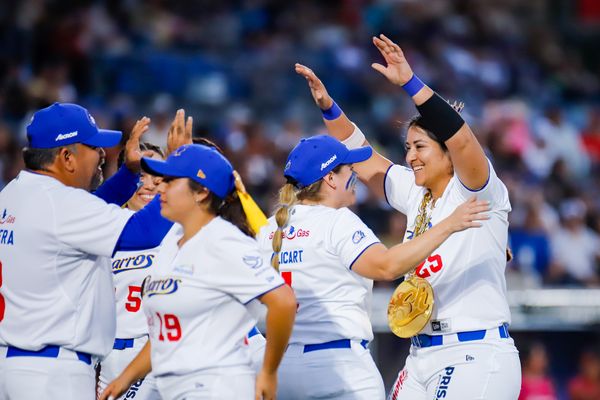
(127, 150), (164, 211)
(405, 126), (453, 194)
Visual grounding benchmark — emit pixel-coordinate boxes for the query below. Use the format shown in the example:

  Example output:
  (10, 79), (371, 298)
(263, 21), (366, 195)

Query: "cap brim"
(82, 129), (122, 148)
(141, 157), (187, 178)
(342, 146), (372, 164)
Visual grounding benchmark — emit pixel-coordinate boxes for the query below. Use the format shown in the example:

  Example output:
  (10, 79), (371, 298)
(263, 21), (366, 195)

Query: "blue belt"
(113, 338), (135, 350)
(6, 345), (92, 365)
(303, 339), (369, 353)
(410, 323), (510, 348)
(247, 326), (261, 339)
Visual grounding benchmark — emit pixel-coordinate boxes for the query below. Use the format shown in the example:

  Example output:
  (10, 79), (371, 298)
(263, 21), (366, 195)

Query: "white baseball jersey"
(112, 246), (160, 338)
(0, 171), (133, 357)
(143, 218), (284, 377)
(256, 204), (380, 345)
(384, 159), (512, 335)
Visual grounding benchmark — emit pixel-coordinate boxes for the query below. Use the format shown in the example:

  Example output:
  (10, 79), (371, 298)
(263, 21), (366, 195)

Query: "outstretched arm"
(371, 34), (489, 190)
(295, 63), (392, 198)
(352, 197), (489, 281)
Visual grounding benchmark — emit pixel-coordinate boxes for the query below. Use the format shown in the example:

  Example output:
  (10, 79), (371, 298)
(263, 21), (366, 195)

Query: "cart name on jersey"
(112, 254), (155, 274)
(144, 277), (182, 297)
(278, 249), (304, 265)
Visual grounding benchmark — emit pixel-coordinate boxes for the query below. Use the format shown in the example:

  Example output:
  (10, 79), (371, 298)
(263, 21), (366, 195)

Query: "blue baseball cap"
(27, 103), (122, 149)
(141, 144), (235, 199)
(284, 135), (372, 188)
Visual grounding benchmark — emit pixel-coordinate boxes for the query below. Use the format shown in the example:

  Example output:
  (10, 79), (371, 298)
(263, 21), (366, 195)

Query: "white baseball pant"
(154, 367), (255, 400)
(388, 337), (520, 400)
(277, 339), (385, 399)
(0, 345), (96, 399)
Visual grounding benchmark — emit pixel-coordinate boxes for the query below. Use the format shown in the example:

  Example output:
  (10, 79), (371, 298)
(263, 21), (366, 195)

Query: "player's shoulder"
(386, 163), (416, 184)
(2, 170), (92, 211)
(209, 217), (257, 245)
(331, 206), (363, 226)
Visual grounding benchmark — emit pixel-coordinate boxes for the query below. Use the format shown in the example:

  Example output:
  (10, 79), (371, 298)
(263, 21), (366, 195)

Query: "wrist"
(319, 97), (334, 110)
(125, 161), (141, 174)
(261, 365), (278, 375)
(321, 101), (343, 120)
(401, 74), (425, 97)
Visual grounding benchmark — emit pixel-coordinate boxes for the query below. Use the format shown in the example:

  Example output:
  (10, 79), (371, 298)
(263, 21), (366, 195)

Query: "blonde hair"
(270, 180), (324, 270)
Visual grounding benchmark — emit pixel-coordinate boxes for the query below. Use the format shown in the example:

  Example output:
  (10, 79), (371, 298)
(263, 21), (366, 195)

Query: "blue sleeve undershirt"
(113, 195), (173, 254)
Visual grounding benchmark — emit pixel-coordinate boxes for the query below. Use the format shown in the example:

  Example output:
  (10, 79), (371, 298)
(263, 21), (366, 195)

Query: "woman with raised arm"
(295, 34), (520, 400)
(256, 134), (490, 399)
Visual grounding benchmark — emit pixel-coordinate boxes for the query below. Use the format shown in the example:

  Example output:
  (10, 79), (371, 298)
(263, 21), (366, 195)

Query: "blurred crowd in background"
(2, 1), (600, 398)
(1, 0), (600, 293)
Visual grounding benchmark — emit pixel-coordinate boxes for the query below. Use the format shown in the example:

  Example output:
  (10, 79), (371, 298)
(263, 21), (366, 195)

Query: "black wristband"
(416, 93), (465, 142)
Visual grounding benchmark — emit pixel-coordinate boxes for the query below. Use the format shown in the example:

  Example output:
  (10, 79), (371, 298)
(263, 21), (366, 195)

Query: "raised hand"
(124, 117), (151, 173)
(166, 109), (193, 156)
(295, 63), (334, 110)
(445, 196), (490, 233)
(371, 34), (414, 86)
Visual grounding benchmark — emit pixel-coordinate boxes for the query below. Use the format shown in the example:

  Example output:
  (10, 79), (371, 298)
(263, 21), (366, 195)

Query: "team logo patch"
(284, 160), (291, 171)
(144, 277), (182, 297)
(112, 254), (155, 274)
(197, 169), (206, 179)
(243, 255), (264, 269)
(352, 230), (366, 244)
(173, 145), (189, 157)
(0, 209), (15, 225)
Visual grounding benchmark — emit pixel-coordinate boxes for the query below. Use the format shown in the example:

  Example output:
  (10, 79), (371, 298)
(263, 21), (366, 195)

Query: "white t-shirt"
(384, 160), (512, 335)
(112, 246), (160, 339)
(0, 171), (133, 357)
(256, 205), (380, 345)
(143, 218), (283, 377)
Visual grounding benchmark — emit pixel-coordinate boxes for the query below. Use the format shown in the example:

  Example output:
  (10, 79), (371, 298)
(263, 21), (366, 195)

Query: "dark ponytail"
(187, 180), (253, 237)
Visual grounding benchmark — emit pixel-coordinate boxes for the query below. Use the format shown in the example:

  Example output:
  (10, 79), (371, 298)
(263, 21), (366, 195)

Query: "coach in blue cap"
(25, 102), (125, 191)
(0, 103), (177, 400)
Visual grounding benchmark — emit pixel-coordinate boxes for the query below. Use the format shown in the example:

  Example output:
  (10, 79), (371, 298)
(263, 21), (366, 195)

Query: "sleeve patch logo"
(243, 255), (264, 269)
(352, 230), (366, 244)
